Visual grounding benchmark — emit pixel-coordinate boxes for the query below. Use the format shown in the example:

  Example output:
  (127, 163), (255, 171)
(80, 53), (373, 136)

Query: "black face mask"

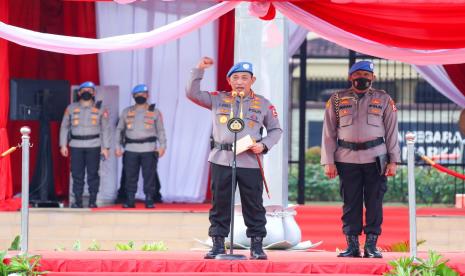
(134, 96), (147, 105)
(80, 91), (93, 101)
(352, 77), (372, 91)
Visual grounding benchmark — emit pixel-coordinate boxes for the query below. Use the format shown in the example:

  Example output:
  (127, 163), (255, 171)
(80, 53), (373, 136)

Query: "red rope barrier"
(419, 154), (465, 180)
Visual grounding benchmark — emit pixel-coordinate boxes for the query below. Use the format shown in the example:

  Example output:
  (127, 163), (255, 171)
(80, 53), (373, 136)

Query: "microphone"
(231, 90), (238, 97)
(239, 91), (245, 98)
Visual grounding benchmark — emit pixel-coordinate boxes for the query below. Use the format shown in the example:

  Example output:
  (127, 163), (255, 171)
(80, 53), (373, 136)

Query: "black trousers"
(336, 162), (387, 236)
(209, 163), (267, 238)
(70, 147), (101, 199)
(123, 151), (159, 200)
(117, 154), (162, 202)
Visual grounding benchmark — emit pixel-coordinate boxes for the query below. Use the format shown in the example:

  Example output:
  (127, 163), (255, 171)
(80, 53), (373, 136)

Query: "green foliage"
(6, 254), (45, 276)
(8, 236), (21, 251)
(289, 147), (459, 204)
(0, 251), (8, 276)
(140, 241), (168, 251)
(115, 241), (135, 251)
(385, 250), (458, 276)
(384, 240), (426, 252)
(72, 240), (81, 251)
(87, 240), (101, 251)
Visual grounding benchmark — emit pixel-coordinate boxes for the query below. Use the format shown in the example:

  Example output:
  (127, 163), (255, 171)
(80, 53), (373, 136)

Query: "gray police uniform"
(186, 68), (282, 238)
(116, 104), (167, 204)
(59, 101), (111, 204)
(321, 88), (400, 236)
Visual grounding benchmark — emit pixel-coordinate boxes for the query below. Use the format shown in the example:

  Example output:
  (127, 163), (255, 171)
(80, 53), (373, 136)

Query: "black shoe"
(364, 234), (383, 258)
(204, 236), (226, 259)
(145, 200), (155, 209)
(250, 237), (267, 260)
(71, 202), (83, 208)
(122, 202), (135, 208)
(338, 235), (362, 258)
(154, 198), (163, 204)
(89, 194), (98, 208)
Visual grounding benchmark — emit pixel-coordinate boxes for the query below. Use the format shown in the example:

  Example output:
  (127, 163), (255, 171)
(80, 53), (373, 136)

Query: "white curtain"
(96, 1), (218, 202)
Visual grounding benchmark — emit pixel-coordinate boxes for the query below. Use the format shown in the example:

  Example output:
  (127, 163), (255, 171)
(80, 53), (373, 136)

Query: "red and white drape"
(3, 0), (465, 204)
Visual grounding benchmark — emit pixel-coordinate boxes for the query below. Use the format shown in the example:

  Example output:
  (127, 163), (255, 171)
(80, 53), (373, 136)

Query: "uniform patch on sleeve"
(390, 99), (397, 112)
(269, 105), (278, 118)
(103, 108), (109, 118)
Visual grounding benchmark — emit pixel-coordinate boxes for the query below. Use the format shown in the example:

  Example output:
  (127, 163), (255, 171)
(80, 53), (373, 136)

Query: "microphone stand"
(216, 93), (247, 260)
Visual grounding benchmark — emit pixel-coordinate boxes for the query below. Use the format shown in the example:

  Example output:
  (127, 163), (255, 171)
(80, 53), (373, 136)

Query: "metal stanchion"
(20, 127), (31, 255)
(405, 132), (417, 258)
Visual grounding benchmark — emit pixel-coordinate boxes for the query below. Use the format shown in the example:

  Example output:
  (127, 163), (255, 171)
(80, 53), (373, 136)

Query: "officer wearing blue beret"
(187, 57), (282, 260)
(321, 60), (400, 258)
(59, 81), (111, 208)
(115, 84), (167, 208)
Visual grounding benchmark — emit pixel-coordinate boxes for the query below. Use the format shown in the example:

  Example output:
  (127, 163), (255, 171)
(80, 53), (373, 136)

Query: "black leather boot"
(250, 237), (267, 260)
(145, 196), (155, 209)
(364, 234), (383, 258)
(123, 194), (135, 208)
(204, 236), (226, 259)
(337, 235), (361, 257)
(71, 196), (83, 208)
(88, 194), (98, 208)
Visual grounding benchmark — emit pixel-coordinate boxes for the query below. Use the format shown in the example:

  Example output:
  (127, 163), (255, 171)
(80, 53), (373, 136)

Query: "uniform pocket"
(367, 113), (382, 127)
(339, 115), (353, 127)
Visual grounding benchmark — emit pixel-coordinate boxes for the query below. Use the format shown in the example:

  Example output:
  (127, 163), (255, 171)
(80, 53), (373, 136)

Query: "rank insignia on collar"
(248, 121), (255, 128)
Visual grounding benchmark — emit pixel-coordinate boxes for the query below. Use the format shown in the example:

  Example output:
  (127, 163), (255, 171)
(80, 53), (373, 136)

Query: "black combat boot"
(364, 234), (383, 258)
(204, 236), (226, 259)
(71, 196), (83, 208)
(250, 237), (267, 260)
(123, 194), (135, 208)
(88, 194), (98, 208)
(337, 235), (361, 257)
(145, 196), (155, 209)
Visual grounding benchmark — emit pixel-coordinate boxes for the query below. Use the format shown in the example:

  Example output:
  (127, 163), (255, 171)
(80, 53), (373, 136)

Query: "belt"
(337, 137), (384, 151)
(70, 133), (100, 140)
(125, 136), (157, 144)
(212, 142), (233, 151)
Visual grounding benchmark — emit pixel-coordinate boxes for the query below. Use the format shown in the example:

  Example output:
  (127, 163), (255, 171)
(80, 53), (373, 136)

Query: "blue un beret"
(132, 84), (148, 94)
(349, 61), (374, 75)
(227, 62), (253, 78)
(78, 81), (95, 90)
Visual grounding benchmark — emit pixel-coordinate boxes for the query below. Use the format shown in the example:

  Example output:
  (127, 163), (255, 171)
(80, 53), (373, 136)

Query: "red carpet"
(92, 203), (211, 213)
(8, 251), (464, 275)
(3, 203), (465, 251)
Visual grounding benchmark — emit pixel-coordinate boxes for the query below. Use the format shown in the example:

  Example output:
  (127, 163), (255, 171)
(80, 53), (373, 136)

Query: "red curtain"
(292, 1), (465, 50)
(444, 64), (465, 97)
(6, 0), (99, 200)
(216, 9), (235, 92)
(0, 0), (12, 201)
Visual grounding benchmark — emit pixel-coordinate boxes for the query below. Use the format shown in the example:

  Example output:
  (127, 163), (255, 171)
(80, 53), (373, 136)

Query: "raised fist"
(197, 57), (214, 69)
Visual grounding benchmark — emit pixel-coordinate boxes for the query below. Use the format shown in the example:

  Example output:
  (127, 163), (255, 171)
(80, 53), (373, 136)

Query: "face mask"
(352, 77), (372, 91)
(134, 96), (147, 105)
(80, 91), (93, 101)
